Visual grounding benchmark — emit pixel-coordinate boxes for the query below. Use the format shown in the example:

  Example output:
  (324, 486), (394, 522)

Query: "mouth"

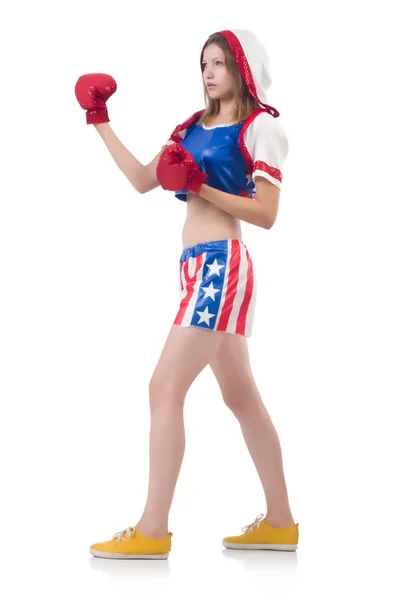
(207, 84), (216, 89)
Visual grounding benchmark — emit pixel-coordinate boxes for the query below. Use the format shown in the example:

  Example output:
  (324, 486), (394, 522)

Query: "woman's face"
(202, 44), (235, 101)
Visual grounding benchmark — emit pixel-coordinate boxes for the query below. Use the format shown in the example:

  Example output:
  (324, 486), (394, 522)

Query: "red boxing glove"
(74, 73), (117, 125)
(156, 143), (208, 194)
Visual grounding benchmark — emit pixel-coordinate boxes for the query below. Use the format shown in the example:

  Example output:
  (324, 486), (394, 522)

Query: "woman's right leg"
(134, 324), (226, 538)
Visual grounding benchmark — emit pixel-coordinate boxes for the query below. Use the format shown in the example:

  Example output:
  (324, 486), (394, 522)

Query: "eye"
(201, 61), (223, 68)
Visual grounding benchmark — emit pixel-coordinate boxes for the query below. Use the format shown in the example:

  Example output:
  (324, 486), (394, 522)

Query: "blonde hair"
(197, 32), (261, 126)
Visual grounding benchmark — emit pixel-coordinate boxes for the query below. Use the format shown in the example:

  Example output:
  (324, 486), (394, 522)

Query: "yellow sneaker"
(89, 526), (173, 559)
(222, 513), (299, 551)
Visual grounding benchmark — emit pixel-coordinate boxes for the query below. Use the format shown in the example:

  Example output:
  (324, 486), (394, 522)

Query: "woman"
(75, 28), (299, 560)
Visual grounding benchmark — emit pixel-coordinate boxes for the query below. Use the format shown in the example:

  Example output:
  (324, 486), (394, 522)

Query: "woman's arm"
(94, 123), (161, 194)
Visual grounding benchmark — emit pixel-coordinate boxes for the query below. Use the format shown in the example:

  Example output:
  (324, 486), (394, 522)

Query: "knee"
(222, 387), (261, 417)
(222, 392), (246, 415)
(149, 371), (180, 398)
(148, 374), (185, 411)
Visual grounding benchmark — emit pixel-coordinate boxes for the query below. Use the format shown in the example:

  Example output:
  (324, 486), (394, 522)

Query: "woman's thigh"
(209, 334), (260, 410)
(149, 324), (227, 398)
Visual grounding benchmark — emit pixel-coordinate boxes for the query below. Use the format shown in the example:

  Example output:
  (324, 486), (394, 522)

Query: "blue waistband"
(179, 238), (244, 263)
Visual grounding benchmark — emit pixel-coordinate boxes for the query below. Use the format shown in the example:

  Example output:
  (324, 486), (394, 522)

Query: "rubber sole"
(222, 541), (297, 551)
(89, 548), (169, 559)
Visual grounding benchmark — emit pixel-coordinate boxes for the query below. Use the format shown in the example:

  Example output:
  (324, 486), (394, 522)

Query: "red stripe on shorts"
(174, 253), (204, 325)
(217, 240), (241, 332)
(236, 247), (254, 335)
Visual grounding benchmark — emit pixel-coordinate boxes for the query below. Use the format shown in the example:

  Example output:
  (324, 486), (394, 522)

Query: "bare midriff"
(182, 191), (242, 250)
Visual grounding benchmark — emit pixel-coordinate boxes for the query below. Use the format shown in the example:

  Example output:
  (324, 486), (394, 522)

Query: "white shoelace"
(242, 513), (265, 533)
(113, 526), (135, 541)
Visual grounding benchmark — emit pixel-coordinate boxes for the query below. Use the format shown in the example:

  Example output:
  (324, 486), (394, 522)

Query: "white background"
(1, 0), (396, 597)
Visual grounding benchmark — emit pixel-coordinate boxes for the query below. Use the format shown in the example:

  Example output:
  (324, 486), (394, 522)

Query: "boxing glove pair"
(74, 73), (207, 194)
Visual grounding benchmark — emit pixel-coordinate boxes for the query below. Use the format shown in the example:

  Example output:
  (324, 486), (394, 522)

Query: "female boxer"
(75, 29), (299, 560)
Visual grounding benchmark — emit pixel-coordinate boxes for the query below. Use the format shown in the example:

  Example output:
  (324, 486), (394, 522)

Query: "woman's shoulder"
(245, 110), (288, 138)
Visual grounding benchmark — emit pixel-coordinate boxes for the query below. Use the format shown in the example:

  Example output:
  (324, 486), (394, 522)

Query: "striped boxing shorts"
(174, 238), (257, 337)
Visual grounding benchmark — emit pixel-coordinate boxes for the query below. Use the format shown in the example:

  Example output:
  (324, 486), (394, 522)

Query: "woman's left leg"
(209, 333), (296, 528)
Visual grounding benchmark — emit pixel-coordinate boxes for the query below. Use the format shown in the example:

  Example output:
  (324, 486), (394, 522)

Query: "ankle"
(264, 513), (296, 528)
(135, 519), (169, 539)
(265, 520), (296, 529)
